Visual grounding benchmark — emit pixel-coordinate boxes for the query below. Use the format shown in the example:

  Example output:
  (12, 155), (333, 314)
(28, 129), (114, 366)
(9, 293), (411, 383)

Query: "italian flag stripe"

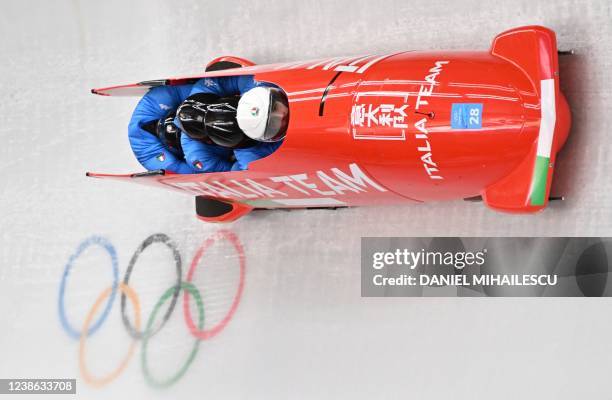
(530, 156), (550, 206)
(529, 79), (556, 206)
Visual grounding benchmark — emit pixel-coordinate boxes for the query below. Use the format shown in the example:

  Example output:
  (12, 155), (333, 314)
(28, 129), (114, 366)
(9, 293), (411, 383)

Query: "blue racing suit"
(181, 76), (284, 172)
(232, 141), (283, 170)
(129, 76), (283, 174)
(128, 85), (195, 173)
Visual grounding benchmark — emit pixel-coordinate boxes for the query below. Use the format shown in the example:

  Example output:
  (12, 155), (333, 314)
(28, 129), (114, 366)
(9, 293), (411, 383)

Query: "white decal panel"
(349, 61), (450, 180)
(351, 103), (409, 140)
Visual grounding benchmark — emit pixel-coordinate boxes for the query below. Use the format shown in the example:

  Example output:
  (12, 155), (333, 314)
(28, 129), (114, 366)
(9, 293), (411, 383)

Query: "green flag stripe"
(530, 156), (550, 206)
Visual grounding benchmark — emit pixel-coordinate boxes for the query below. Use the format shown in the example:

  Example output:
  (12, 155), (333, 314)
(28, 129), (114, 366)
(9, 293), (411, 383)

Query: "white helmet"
(237, 86), (289, 142)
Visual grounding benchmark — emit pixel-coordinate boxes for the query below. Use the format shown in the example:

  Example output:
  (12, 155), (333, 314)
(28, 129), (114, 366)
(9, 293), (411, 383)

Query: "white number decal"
(469, 107), (480, 125)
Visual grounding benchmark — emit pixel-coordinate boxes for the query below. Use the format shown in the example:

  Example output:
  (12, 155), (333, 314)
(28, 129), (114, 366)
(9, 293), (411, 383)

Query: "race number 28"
(465, 104), (483, 129)
(451, 103), (483, 130)
(469, 107), (480, 125)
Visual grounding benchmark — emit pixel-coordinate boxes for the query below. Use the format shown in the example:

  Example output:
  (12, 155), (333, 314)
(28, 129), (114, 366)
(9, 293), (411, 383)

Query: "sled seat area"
(482, 26), (571, 213)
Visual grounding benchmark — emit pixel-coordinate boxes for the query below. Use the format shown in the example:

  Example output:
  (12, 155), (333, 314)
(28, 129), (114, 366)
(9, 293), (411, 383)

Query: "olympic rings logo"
(58, 230), (246, 388)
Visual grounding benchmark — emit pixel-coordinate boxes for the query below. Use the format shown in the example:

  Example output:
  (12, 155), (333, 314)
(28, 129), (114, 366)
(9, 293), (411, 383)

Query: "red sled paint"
(88, 26), (571, 222)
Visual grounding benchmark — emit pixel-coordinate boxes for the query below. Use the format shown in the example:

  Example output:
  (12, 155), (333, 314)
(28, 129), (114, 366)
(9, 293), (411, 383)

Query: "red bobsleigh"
(89, 25), (571, 222)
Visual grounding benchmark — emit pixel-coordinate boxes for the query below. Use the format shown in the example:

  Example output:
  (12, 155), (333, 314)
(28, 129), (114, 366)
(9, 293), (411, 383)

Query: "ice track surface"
(1, 1), (612, 399)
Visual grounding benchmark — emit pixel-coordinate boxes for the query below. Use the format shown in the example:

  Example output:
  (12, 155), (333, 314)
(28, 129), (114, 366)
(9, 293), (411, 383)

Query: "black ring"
(121, 233), (182, 339)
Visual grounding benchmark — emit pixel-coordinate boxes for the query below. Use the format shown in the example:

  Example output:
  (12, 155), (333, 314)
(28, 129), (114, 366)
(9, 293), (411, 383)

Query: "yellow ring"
(79, 283), (141, 387)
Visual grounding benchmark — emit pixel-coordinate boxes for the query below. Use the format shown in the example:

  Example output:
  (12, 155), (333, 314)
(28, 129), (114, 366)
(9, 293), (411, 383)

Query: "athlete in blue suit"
(128, 84), (194, 173)
(179, 76), (283, 172)
(128, 75), (283, 174)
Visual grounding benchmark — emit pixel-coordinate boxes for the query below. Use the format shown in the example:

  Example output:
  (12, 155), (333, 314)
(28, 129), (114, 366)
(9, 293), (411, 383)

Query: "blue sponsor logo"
(451, 103), (483, 129)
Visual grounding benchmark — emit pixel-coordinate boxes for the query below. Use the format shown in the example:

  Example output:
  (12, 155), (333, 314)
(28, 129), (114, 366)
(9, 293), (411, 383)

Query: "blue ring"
(58, 236), (118, 339)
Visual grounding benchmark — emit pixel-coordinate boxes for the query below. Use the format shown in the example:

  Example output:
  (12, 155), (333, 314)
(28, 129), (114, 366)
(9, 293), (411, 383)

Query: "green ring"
(141, 282), (204, 388)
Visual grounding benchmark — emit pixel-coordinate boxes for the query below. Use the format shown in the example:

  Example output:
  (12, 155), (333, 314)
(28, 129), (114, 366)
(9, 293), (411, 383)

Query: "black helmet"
(156, 109), (183, 154)
(177, 93), (250, 148)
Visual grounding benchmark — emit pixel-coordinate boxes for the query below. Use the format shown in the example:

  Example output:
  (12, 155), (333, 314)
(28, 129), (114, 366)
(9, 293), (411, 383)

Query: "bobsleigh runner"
(89, 25), (572, 223)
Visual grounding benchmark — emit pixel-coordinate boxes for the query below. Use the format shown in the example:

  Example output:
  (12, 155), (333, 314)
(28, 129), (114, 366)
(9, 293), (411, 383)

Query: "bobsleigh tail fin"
(483, 26), (571, 213)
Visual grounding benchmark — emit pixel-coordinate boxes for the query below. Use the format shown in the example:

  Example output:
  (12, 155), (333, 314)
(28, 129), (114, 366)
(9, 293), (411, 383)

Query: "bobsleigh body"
(89, 26), (571, 222)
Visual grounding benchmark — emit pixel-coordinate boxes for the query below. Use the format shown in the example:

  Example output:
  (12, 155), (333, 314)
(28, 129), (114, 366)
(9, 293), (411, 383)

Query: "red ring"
(183, 229), (246, 340)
